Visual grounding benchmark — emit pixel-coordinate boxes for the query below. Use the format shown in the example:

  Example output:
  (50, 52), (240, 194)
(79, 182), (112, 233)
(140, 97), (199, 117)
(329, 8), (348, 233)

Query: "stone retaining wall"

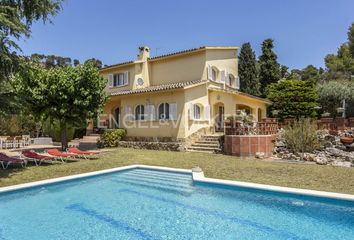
(117, 141), (184, 151)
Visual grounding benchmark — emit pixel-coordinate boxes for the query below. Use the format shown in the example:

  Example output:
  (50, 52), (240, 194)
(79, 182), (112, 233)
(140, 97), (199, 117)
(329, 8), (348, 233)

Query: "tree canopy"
(238, 42), (260, 96)
(259, 39), (281, 96)
(13, 61), (107, 148)
(317, 80), (354, 117)
(1, 0), (63, 116)
(0, 0), (63, 81)
(267, 79), (318, 119)
(324, 43), (354, 80)
(348, 22), (354, 58)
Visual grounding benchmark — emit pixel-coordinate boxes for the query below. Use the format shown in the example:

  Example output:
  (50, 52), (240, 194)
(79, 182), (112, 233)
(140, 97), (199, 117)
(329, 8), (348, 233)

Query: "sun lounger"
(67, 148), (99, 159)
(22, 150), (54, 166)
(0, 153), (27, 169)
(47, 149), (78, 163)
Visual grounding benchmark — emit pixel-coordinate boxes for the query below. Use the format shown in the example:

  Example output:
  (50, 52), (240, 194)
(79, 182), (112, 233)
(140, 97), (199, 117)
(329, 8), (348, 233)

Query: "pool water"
(0, 168), (353, 240)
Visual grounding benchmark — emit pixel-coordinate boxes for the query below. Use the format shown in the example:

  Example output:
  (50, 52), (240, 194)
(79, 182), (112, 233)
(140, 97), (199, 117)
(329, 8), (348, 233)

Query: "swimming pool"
(0, 166), (353, 240)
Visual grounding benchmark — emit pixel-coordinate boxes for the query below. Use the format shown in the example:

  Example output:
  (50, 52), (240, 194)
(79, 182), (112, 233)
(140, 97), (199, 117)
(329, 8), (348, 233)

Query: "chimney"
(137, 46), (150, 61)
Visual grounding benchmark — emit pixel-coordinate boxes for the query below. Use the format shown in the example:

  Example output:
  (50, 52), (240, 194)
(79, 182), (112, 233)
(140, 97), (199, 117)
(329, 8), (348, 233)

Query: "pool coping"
(0, 165), (191, 194)
(192, 171), (354, 202)
(0, 164), (353, 202)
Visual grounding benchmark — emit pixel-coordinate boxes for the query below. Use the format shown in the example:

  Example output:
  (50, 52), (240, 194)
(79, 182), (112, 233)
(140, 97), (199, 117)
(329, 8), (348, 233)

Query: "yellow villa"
(95, 46), (271, 143)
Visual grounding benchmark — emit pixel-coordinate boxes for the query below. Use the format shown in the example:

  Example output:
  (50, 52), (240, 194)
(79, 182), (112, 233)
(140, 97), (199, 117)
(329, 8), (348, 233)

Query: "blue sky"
(18, 0), (354, 69)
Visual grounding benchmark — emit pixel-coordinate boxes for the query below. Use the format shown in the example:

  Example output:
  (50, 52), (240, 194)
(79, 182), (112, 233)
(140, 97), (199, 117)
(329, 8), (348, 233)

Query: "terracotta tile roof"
(101, 46), (239, 70)
(101, 60), (134, 70)
(207, 83), (272, 104)
(111, 80), (205, 96)
(148, 46), (207, 60)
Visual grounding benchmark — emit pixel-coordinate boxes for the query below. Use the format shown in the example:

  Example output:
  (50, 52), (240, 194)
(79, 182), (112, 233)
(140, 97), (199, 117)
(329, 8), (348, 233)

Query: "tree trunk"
(60, 120), (68, 151)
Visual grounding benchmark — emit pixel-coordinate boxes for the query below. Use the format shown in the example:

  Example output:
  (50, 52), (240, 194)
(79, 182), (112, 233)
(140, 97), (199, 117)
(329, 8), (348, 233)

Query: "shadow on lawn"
(0, 161), (58, 179)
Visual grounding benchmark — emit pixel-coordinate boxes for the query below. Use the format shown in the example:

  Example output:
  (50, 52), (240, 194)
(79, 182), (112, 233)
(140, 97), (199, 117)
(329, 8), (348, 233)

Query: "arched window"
(135, 105), (144, 120)
(193, 104), (201, 119)
(158, 103), (170, 120)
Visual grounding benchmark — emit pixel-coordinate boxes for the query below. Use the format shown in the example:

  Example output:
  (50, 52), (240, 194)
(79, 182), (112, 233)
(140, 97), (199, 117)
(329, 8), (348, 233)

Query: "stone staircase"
(69, 134), (100, 150)
(186, 134), (222, 153)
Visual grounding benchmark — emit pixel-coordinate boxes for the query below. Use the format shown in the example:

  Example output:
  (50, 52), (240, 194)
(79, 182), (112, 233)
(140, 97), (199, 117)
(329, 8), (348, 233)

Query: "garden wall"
(117, 141), (184, 151)
(224, 135), (275, 157)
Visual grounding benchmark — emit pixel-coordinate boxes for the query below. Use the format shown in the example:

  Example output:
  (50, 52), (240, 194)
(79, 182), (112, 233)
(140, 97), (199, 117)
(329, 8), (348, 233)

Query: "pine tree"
(238, 42), (261, 96)
(348, 22), (354, 58)
(259, 39), (281, 96)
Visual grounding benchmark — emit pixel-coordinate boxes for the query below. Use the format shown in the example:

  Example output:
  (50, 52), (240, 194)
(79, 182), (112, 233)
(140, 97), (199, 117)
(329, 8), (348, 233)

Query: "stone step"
(88, 134), (100, 137)
(187, 146), (220, 151)
(191, 143), (219, 148)
(186, 149), (215, 154)
(195, 140), (219, 144)
(201, 138), (219, 142)
(79, 142), (98, 150)
(83, 136), (100, 140)
(201, 136), (220, 140)
(81, 140), (99, 142)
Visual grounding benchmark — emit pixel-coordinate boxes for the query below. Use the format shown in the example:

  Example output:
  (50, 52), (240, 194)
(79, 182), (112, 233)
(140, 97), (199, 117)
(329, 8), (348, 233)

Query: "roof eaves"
(110, 80), (205, 96)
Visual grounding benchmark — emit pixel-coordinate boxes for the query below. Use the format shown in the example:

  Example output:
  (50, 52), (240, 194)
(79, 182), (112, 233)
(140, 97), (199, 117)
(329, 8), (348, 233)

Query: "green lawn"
(1, 148), (354, 194)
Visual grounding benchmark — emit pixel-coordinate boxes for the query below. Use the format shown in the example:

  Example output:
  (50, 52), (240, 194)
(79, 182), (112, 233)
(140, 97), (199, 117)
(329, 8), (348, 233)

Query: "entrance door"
(216, 106), (224, 132)
(114, 107), (120, 128)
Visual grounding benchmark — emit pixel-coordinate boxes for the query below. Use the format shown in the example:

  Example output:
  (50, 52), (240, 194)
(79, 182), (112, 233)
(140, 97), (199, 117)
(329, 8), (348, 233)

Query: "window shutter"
(220, 70), (225, 82)
(108, 74), (114, 88)
(188, 103), (194, 119)
(226, 72), (231, 86)
(124, 71), (129, 85)
(170, 103), (177, 120)
(151, 105), (156, 120)
(204, 104), (210, 120)
(236, 76), (240, 89)
(125, 106), (133, 121)
(146, 104), (155, 120)
(145, 105), (150, 120)
(207, 65), (213, 80)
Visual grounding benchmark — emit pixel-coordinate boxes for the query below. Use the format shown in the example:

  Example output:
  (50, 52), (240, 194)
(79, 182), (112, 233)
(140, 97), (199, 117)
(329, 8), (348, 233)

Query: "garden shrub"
(267, 79), (318, 119)
(282, 118), (320, 153)
(98, 129), (126, 148)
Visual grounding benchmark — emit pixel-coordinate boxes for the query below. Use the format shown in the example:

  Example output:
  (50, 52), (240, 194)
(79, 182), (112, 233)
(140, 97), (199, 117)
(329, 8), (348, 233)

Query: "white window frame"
(193, 104), (201, 120)
(135, 105), (145, 121)
(211, 68), (217, 81)
(228, 74), (235, 87)
(113, 71), (129, 87)
(158, 103), (170, 120)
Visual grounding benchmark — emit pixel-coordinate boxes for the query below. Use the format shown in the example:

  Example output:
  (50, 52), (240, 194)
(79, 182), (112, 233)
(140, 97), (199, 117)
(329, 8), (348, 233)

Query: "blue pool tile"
(118, 188), (307, 240)
(66, 203), (158, 240)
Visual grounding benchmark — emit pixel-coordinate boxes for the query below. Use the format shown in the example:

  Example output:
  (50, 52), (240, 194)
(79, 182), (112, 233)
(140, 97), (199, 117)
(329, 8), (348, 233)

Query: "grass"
(1, 148), (354, 194)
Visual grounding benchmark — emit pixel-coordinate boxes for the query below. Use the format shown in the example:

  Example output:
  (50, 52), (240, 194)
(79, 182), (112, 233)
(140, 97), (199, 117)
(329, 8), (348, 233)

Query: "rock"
(323, 141), (333, 148)
(331, 161), (352, 168)
(315, 155), (328, 165)
(303, 153), (316, 162)
(326, 147), (344, 157)
(335, 145), (347, 151)
(324, 135), (336, 143)
(255, 152), (265, 159)
(347, 143), (354, 152)
(275, 141), (286, 147)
